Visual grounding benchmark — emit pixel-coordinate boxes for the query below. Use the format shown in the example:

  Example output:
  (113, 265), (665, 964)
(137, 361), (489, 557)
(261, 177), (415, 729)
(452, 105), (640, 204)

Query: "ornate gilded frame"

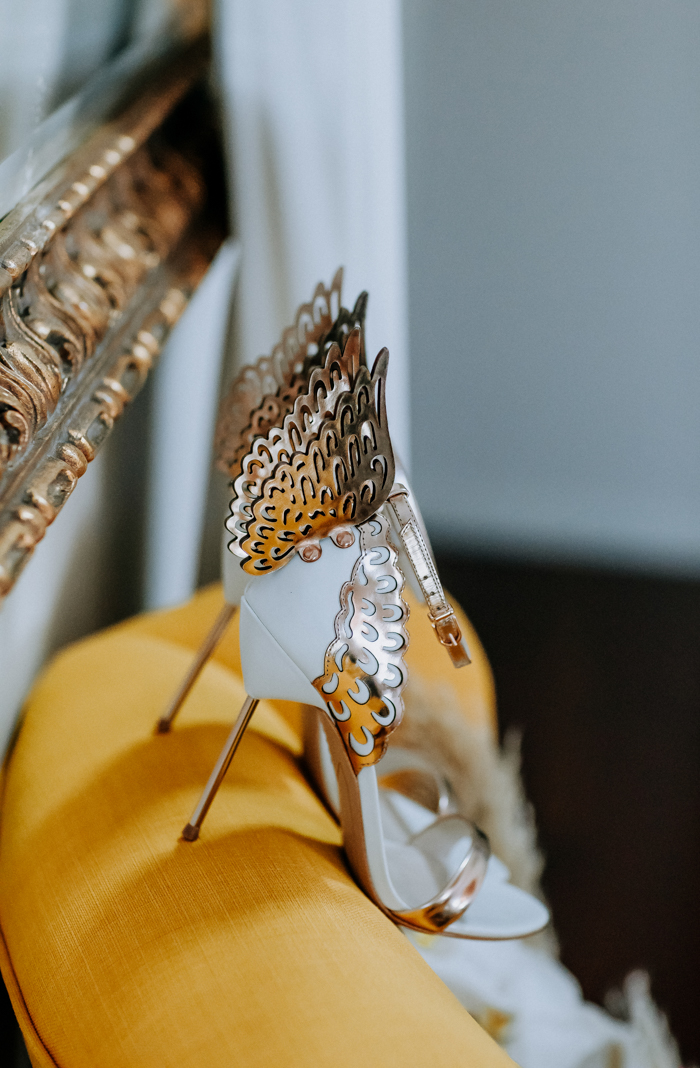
(0, 39), (226, 604)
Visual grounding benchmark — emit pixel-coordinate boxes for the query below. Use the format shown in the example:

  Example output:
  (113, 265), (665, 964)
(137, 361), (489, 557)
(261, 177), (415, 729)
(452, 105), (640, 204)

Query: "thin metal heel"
(156, 603), (236, 734)
(181, 695), (259, 840)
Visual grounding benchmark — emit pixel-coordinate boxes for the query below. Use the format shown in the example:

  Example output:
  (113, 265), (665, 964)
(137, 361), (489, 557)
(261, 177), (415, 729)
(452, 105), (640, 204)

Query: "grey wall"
(404, 0), (700, 571)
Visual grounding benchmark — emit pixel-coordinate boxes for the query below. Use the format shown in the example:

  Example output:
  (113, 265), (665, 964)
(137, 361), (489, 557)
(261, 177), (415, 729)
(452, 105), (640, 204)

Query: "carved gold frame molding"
(0, 40), (225, 604)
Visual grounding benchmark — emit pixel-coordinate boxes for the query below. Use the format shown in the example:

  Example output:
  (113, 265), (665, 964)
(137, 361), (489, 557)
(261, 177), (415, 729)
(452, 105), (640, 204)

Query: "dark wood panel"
(437, 551), (700, 1061)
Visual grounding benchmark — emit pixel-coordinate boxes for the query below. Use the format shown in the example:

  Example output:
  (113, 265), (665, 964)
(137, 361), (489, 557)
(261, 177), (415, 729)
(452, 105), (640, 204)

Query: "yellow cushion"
(0, 584), (514, 1068)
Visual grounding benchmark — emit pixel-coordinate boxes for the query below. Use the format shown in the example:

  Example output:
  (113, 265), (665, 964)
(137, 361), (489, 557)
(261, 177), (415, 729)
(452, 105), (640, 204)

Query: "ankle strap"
(387, 486), (471, 668)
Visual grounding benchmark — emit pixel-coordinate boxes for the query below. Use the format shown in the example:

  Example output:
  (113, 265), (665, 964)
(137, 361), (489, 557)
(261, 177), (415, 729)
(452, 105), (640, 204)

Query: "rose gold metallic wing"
(214, 269), (343, 474)
(215, 272), (369, 476)
(226, 333), (359, 550)
(228, 339), (394, 574)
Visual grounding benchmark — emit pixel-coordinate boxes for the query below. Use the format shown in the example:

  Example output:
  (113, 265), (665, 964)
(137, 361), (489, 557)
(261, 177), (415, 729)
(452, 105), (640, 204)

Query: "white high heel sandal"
(178, 325), (548, 940)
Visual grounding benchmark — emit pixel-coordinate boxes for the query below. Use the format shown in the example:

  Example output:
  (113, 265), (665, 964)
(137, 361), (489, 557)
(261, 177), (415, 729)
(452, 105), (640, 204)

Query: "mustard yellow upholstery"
(0, 584), (514, 1068)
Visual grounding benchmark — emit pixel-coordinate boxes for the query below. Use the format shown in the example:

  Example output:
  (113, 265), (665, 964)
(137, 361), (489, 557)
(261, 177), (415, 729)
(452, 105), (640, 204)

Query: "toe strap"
(390, 816), (490, 934)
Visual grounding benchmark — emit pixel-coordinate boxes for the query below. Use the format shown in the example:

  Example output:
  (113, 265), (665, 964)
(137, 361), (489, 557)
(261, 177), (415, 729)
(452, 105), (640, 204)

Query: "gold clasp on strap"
(430, 609), (472, 668)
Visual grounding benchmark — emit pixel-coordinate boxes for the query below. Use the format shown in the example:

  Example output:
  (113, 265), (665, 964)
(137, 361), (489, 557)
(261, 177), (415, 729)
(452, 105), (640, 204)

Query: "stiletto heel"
(179, 317), (548, 940)
(182, 695), (259, 840)
(153, 527), (251, 733)
(157, 603), (236, 733)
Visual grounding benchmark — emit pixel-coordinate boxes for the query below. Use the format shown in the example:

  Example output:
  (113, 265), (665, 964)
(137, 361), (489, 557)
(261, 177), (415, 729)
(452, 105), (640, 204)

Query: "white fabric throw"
(409, 937), (680, 1068)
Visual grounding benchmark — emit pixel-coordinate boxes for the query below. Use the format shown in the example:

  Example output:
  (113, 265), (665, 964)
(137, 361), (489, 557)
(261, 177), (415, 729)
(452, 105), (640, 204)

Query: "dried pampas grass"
(395, 677), (545, 899)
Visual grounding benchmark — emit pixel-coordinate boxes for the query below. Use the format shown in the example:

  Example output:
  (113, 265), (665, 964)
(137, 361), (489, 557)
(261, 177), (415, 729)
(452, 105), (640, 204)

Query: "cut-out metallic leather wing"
(226, 334), (395, 573)
(313, 511), (409, 771)
(214, 268), (368, 476)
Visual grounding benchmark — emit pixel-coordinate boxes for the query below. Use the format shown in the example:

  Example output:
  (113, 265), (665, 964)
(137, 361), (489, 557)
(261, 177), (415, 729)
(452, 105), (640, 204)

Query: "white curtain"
(214, 0), (411, 466)
(144, 240), (240, 610)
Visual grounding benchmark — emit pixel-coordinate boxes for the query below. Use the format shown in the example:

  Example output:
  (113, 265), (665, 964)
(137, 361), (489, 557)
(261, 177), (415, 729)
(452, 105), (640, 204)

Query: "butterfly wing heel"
(154, 269), (367, 734)
(178, 311), (548, 940)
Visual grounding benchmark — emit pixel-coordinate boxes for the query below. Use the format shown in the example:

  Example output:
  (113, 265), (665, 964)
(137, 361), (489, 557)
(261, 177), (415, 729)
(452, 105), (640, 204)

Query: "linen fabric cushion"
(0, 584), (514, 1068)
